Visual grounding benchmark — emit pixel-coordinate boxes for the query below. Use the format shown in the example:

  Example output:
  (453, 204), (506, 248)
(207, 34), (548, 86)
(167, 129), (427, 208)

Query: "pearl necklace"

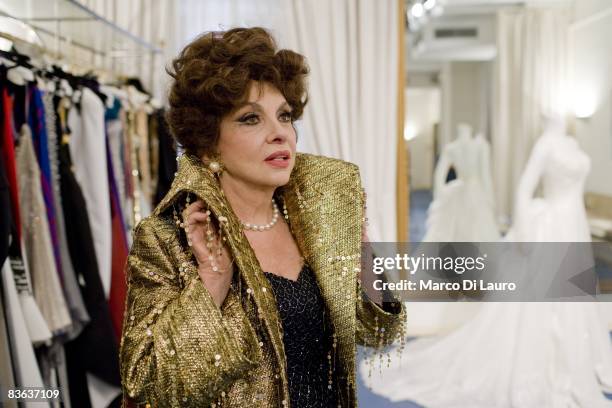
(241, 199), (279, 231)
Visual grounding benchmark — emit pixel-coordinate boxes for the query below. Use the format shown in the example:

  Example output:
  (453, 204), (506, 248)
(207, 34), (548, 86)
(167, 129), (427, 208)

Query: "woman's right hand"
(182, 199), (234, 307)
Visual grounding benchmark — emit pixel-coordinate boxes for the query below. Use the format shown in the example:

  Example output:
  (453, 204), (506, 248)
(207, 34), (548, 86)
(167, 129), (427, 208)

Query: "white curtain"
(492, 6), (571, 222)
(175, 0), (400, 242)
(176, 0), (286, 42)
(284, 0), (399, 242)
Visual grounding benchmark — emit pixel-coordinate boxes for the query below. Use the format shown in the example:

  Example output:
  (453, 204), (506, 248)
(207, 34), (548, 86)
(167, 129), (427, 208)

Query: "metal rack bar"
(6, 0), (162, 55)
(65, 0), (162, 53)
(2, 0), (162, 90)
(0, 9), (102, 56)
(22, 17), (95, 22)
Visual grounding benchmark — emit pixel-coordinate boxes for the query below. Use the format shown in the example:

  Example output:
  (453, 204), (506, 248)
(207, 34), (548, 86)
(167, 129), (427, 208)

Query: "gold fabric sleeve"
(355, 186), (406, 349)
(355, 279), (405, 348)
(119, 217), (263, 407)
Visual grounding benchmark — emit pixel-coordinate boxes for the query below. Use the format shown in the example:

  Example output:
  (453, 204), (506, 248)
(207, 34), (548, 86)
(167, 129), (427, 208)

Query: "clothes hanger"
(0, 48), (35, 85)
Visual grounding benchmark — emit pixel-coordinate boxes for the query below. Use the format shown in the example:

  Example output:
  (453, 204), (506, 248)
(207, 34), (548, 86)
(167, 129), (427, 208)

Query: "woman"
(120, 27), (405, 407)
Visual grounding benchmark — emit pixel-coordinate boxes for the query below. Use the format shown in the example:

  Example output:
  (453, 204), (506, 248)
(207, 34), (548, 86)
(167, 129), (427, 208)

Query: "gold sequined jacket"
(120, 153), (406, 407)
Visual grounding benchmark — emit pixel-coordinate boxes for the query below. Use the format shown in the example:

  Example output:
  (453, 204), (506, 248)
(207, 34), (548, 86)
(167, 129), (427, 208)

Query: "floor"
(355, 189), (612, 407)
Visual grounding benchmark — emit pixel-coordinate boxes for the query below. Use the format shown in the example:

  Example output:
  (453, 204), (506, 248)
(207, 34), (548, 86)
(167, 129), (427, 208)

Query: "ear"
(199, 148), (218, 163)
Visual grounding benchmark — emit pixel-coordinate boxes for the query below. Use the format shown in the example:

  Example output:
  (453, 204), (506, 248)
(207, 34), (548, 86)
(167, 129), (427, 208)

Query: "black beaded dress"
(264, 263), (338, 407)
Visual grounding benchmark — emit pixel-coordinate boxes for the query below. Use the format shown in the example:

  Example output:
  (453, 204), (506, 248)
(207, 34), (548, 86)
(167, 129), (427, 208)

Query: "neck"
(220, 174), (276, 225)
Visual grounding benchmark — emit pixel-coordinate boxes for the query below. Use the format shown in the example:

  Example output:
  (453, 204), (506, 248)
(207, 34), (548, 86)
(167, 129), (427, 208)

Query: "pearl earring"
(209, 161), (221, 173)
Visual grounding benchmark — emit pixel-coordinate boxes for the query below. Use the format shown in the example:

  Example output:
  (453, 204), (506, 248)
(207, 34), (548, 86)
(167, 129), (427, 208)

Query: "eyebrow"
(234, 101), (291, 114)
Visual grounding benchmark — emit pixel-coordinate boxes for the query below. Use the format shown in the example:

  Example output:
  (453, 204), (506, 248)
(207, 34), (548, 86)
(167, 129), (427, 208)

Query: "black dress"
(55, 96), (121, 407)
(264, 264), (338, 407)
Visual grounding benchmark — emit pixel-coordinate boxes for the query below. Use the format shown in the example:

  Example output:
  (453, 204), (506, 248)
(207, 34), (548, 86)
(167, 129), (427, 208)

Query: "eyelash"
(238, 111), (293, 125)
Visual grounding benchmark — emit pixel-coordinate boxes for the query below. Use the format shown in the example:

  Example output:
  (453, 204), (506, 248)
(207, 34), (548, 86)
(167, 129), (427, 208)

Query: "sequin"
(119, 153), (406, 407)
(264, 264), (338, 407)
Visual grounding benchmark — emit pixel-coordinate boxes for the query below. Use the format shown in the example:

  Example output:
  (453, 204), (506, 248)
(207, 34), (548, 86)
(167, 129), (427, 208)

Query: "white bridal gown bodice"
(362, 124), (612, 407)
(423, 126), (500, 243)
(505, 131), (591, 242)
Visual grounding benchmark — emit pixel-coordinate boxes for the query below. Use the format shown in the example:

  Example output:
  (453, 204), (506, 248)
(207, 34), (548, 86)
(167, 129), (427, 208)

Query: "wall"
(406, 87), (440, 190)
(570, 0), (612, 325)
(571, 0), (612, 196)
(444, 61), (491, 142)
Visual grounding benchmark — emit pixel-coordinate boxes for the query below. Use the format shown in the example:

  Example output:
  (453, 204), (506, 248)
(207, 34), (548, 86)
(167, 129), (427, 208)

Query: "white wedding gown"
(412, 128), (499, 338)
(362, 127), (612, 407)
(504, 132), (592, 242)
(423, 128), (500, 243)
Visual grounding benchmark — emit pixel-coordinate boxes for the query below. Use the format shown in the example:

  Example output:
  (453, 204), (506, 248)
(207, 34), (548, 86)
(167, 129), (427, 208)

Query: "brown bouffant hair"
(166, 27), (309, 157)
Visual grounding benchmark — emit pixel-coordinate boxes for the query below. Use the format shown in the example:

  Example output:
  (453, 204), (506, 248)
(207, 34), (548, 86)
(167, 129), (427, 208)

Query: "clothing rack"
(1, 0), (161, 55)
(0, 5), (175, 407)
(24, 0), (162, 54)
(0, 37), (159, 110)
(0, 52), (176, 408)
(0, 0), (162, 92)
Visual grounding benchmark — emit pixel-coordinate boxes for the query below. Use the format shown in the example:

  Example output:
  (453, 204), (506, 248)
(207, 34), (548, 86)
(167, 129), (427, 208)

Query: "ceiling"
(443, 0), (523, 4)
(408, 0), (570, 15)
(443, 0), (572, 11)
(405, 0), (573, 68)
(442, 0), (525, 15)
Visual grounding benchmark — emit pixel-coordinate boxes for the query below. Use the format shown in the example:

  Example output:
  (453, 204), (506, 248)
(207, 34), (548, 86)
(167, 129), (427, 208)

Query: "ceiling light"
(411, 3), (425, 19)
(423, 0), (437, 11)
(574, 94), (597, 119)
(404, 122), (418, 141)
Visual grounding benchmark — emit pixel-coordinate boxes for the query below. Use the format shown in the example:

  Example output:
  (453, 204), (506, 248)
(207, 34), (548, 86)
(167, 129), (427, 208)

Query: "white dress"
(1, 260), (47, 399)
(504, 133), (591, 242)
(423, 132), (500, 243)
(16, 125), (72, 335)
(362, 132), (612, 407)
(68, 88), (112, 298)
(411, 132), (499, 338)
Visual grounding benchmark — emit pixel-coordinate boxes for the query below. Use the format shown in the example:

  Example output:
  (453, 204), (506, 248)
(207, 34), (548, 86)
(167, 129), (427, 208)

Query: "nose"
(266, 117), (292, 144)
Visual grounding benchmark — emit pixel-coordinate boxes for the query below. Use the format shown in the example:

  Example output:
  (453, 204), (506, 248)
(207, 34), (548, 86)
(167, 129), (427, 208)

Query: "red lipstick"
(264, 150), (291, 168)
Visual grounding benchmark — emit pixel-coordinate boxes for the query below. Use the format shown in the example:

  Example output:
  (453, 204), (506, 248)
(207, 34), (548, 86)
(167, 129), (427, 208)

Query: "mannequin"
(405, 125), (497, 341)
(506, 117), (591, 242)
(361, 118), (612, 407)
(423, 123), (499, 242)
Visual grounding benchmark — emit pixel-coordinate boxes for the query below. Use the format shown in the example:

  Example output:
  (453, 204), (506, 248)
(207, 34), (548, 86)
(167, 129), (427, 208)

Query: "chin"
(267, 172), (291, 188)
(262, 161), (294, 187)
